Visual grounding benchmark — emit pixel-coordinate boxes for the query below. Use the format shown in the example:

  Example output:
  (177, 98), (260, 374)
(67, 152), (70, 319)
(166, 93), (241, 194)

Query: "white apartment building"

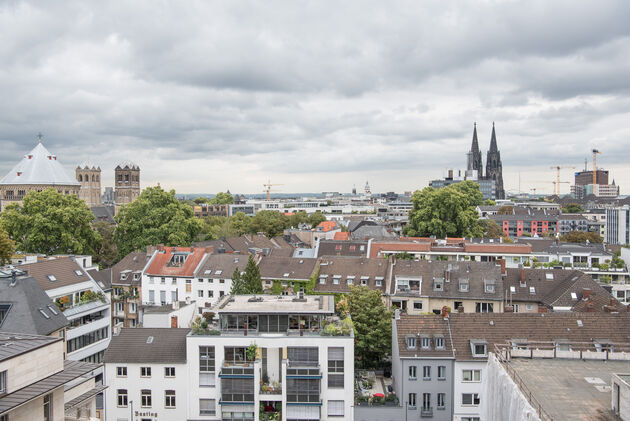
(104, 328), (190, 421)
(606, 205), (630, 245)
(193, 254), (247, 314)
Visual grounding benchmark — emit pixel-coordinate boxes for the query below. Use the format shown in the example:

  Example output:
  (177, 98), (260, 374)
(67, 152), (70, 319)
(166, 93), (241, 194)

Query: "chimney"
(586, 300), (595, 312)
(457, 305), (464, 313)
(583, 288), (592, 299)
(504, 305), (514, 313)
(441, 306), (449, 319)
(538, 306), (548, 313)
(499, 259), (506, 276)
(445, 270), (451, 282)
(394, 309), (401, 320)
(521, 268), (525, 283)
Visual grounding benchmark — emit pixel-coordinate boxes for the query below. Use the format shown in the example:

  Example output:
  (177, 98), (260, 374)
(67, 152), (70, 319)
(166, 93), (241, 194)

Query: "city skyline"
(0, 1), (629, 195)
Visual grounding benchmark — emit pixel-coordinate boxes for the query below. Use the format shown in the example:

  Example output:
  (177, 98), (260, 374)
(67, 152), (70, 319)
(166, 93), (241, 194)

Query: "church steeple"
(469, 122), (483, 175)
(485, 122), (505, 199)
(489, 122), (498, 152)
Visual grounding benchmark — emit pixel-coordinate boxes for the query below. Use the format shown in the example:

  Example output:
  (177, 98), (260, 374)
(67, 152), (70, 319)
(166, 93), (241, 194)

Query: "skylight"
(47, 275), (57, 282)
(47, 305), (58, 315)
(146, 336), (154, 344)
(74, 270), (83, 276)
(215, 270), (223, 275)
(545, 273), (554, 280)
(38, 309), (50, 319)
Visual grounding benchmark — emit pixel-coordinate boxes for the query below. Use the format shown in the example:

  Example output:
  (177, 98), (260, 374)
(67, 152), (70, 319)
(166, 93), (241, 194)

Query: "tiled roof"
(315, 257), (388, 293)
(145, 246), (209, 277)
(21, 257), (94, 291)
(103, 328), (190, 364)
(333, 232), (351, 241)
(196, 254), (248, 279)
(258, 256), (318, 281)
(448, 312), (630, 360)
(395, 314), (454, 358)
(315, 221), (339, 232)
(111, 251), (151, 286)
(369, 241), (431, 258)
(224, 234), (293, 256)
(318, 240), (368, 258)
(88, 268), (112, 290)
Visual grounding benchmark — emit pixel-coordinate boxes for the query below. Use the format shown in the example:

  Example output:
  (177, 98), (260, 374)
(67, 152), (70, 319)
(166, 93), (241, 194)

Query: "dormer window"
(361, 276), (369, 286)
(554, 339), (571, 351)
(319, 276), (327, 285)
(375, 278), (383, 287)
(545, 273), (554, 280)
(74, 270), (83, 276)
(406, 336), (416, 349)
(459, 280), (469, 292)
(594, 339), (613, 352)
(420, 336), (431, 350)
(168, 253), (188, 267)
(215, 270), (223, 275)
(484, 280), (495, 294)
(529, 286), (536, 295)
(434, 278), (444, 291)
(510, 286), (516, 293)
(434, 336), (445, 350)
(133, 273), (140, 280)
(120, 273), (128, 281)
(470, 340), (488, 357)
(511, 339), (529, 350)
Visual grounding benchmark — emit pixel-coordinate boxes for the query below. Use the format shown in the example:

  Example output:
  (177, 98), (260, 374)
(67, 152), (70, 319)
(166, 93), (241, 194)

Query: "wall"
(453, 360), (486, 421)
(5, 387), (65, 421)
(355, 405), (404, 421)
(611, 374), (630, 421)
(400, 358), (453, 421)
(0, 340), (63, 392)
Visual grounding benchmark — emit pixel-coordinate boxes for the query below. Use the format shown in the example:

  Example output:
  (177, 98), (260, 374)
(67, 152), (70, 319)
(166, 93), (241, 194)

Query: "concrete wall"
(612, 374), (630, 421)
(453, 360), (486, 421)
(0, 340), (63, 392)
(5, 386), (65, 421)
(355, 405), (404, 421)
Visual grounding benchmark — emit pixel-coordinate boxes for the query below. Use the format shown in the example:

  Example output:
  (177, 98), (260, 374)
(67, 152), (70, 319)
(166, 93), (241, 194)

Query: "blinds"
(328, 347), (344, 360)
(288, 347), (318, 363)
(327, 400), (344, 416)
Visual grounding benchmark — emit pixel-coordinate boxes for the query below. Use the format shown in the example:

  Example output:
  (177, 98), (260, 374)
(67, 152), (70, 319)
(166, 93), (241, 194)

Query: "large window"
(141, 389), (152, 407)
(286, 378), (320, 403)
(66, 327), (108, 353)
(43, 393), (52, 421)
(200, 398), (216, 415)
(438, 365), (446, 380)
(408, 392), (417, 408)
(328, 400), (344, 417)
(116, 366), (127, 377)
(462, 393), (480, 406)
(141, 367), (151, 377)
(437, 393), (445, 409)
(165, 390), (176, 408)
(287, 347), (318, 366)
(422, 366), (431, 380)
(422, 393), (431, 410)
(0, 370), (6, 394)
(328, 347), (344, 388)
(117, 389), (128, 407)
(409, 365), (417, 379)
(199, 346), (215, 386)
(165, 367), (175, 377)
(475, 302), (494, 313)
(221, 378), (254, 402)
(462, 369), (481, 382)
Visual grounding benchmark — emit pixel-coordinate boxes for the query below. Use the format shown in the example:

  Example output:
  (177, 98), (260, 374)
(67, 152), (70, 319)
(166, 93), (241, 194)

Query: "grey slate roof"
(103, 328), (190, 364)
(258, 256), (318, 281)
(316, 257), (388, 293)
(21, 257), (94, 291)
(351, 225), (396, 241)
(88, 268), (112, 291)
(317, 240), (369, 258)
(111, 251), (151, 286)
(90, 205), (115, 223)
(196, 254), (248, 279)
(0, 276), (68, 336)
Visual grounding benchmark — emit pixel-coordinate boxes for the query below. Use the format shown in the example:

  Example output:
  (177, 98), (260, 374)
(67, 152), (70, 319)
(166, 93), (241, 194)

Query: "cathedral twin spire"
(469, 122), (505, 199)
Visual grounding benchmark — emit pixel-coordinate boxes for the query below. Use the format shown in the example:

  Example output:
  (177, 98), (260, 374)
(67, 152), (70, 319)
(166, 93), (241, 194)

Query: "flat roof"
(509, 358), (625, 421)
(216, 295), (334, 314)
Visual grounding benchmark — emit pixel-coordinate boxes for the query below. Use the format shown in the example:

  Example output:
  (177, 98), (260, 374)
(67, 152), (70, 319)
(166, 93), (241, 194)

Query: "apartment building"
(315, 256), (388, 294)
(388, 260), (504, 315)
(141, 246), (210, 306)
(109, 251), (151, 328)
(194, 254), (248, 314)
(104, 328), (190, 421)
(188, 294), (354, 421)
(21, 257), (111, 363)
(258, 256), (318, 292)
(606, 205), (630, 245)
(0, 333), (102, 421)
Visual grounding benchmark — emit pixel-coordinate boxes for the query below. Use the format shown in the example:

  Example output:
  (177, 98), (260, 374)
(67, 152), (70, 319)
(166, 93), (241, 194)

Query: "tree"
(483, 199), (496, 206)
(114, 186), (202, 257)
(92, 222), (118, 268)
(250, 210), (289, 238)
(480, 219), (504, 238)
(562, 203), (584, 214)
(308, 211), (327, 228)
(231, 255), (262, 294)
(612, 251), (626, 269)
(404, 181), (484, 238)
(0, 227), (15, 265)
(0, 188), (101, 255)
(209, 192), (234, 205)
(194, 197), (209, 204)
(559, 230), (603, 243)
(230, 212), (252, 236)
(497, 205), (514, 215)
(348, 286), (393, 369)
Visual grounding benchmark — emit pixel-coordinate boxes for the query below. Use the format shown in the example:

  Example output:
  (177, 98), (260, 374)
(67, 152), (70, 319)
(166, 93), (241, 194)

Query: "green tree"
(497, 205), (514, 215)
(483, 199), (497, 206)
(250, 210), (289, 237)
(0, 227), (15, 265)
(230, 212), (252, 236)
(114, 186), (202, 257)
(288, 211), (311, 228)
(231, 255), (262, 294)
(404, 181), (483, 238)
(308, 212), (327, 228)
(612, 251), (626, 269)
(209, 192), (234, 205)
(194, 197), (209, 204)
(0, 188), (101, 255)
(562, 203), (585, 214)
(348, 286), (393, 369)
(559, 230), (603, 243)
(480, 219), (504, 238)
(92, 222), (118, 268)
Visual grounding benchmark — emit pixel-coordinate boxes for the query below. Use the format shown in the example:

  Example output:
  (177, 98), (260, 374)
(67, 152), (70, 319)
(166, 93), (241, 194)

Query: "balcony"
(286, 362), (320, 378)
(421, 407), (433, 417)
(260, 382), (282, 395)
(220, 361), (255, 378)
(286, 393), (321, 404)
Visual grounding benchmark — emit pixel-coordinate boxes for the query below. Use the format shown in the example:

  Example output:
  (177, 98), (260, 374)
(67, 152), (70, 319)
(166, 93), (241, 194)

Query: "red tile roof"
(315, 221), (339, 232)
(145, 246), (210, 277)
(333, 232), (350, 241)
(369, 242), (431, 258)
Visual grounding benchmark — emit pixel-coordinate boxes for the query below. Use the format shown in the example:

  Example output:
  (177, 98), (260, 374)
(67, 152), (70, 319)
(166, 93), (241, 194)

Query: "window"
(484, 280), (495, 293)
(459, 280), (469, 292)
(422, 366), (431, 380)
(319, 276), (326, 284)
(422, 393), (431, 410)
(208, 290), (214, 298)
(199, 346), (215, 386)
(164, 390), (176, 408)
(328, 347), (344, 388)
(43, 393), (52, 421)
(526, 304), (533, 311)
(375, 279), (382, 287)
(141, 367), (151, 377)
(409, 365), (417, 379)
(462, 369), (481, 382)
(333, 276), (340, 285)
(219, 291), (225, 297)
(437, 393), (445, 409)
(408, 393), (417, 408)
(420, 337), (431, 349)
(434, 336), (445, 349)
(148, 290), (155, 303)
(454, 301), (463, 311)
(347, 277), (353, 285)
(117, 389), (128, 407)
(199, 398), (216, 415)
(406, 336), (416, 349)
(434, 278), (443, 291)
(470, 341), (487, 357)
(529, 286), (536, 295)
(462, 418), (481, 421)
(141, 389), (152, 407)
(165, 367), (175, 377)
(413, 301), (423, 310)
(462, 393), (480, 406)
(116, 366), (127, 377)
(0, 370), (6, 394)
(438, 365), (446, 380)
(475, 302), (494, 313)
(198, 290), (204, 297)
(328, 400), (344, 417)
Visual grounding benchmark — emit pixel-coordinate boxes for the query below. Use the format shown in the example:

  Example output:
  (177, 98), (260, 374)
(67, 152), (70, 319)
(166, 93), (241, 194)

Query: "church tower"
(76, 164), (102, 206)
(485, 123), (505, 199)
(114, 161), (140, 208)
(468, 122), (483, 176)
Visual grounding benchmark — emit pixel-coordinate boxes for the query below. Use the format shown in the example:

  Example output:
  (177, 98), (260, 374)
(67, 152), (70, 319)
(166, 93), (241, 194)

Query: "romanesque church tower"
(76, 164), (102, 206)
(114, 161), (140, 208)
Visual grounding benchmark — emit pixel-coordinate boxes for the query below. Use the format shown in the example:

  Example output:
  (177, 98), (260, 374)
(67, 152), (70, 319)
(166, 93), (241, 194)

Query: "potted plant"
(246, 343), (258, 361)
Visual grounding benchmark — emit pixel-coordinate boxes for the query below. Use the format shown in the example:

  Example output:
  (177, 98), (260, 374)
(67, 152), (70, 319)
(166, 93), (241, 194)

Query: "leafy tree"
(562, 203), (585, 214)
(612, 251), (626, 269)
(0, 227), (15, 265)
(250, 210), (289, 237)
(230, 212), (252, 236)
(114, 186), (202, 257)
(348, 286), (393, 369)
(209, 192), (234, 205)
(0, 188), (101, 255)
(497, 205), (514, 215)
(483, 199), (496, 206)
(194, 197), (209, 204)
(231, 255), (262, 294)
(288, 211), (311, 228)
(92, 222), (118, 268)
(404, 181), (483, 238)
(308, 212), (327, 228)
(480, 219), (504, 238)
(559, 230), (602, 244)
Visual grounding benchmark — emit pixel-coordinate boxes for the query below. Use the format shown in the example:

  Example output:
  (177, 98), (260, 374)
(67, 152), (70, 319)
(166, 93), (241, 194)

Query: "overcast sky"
(1, 1), (629, 196)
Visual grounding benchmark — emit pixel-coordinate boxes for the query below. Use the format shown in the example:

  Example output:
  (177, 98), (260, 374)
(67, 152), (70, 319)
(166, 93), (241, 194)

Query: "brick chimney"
(521, 268), (526, 283)
(583, 288), (592, 299)
(504, 305), (514, 313)
(586, 299), (595, 312)
(538, 306), (548, 313)
(499, 259), (506, 276)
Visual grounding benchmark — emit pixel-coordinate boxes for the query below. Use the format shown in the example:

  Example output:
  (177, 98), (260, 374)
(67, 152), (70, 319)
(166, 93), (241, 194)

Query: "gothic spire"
(489, 122), (498, 152)
(469, 122), (483, 175)
(471, 122), (480, 153)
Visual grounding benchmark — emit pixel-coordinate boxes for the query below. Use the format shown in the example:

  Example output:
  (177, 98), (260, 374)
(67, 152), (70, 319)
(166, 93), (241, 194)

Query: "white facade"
(104, 361), (188, 421)
(143, 301), (197, 328)
(606, 206), (630, 245)
(453, 361), (485, 421)
(194, 272), (234, 313)
(142, 274), (195, 306)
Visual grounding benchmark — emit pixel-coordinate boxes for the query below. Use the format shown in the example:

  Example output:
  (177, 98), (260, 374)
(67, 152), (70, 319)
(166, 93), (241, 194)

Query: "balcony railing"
(421, 407), (433, 417)
(286, 393), (320, 404)
(220, 363), (255, 377)
(220, 393), (255, 403)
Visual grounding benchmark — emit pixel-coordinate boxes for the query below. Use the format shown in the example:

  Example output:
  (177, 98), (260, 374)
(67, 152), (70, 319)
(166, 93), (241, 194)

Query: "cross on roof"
(37, 132), (43, 142)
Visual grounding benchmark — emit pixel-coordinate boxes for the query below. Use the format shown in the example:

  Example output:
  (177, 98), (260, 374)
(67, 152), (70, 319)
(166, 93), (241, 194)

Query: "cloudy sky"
(1, 1), (629, 196)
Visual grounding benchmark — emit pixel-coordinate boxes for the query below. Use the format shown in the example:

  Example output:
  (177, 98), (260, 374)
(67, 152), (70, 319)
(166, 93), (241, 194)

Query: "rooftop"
(20, 257), (94, 291)
(0, 333), (60, 362)
(103, 328), (190, 364)
(258, 256), (318, 280)
(144, 246), (209, 277)
(215, 294), (334, 314)
(0, 142), (79, 187)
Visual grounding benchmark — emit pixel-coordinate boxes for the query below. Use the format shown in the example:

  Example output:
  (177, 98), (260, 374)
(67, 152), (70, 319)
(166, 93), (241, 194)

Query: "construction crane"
(263, 179), (283, 201)
(592, 149), (601, 196)
(549, 165), (575, 195)
(530, 188), (539, 196)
